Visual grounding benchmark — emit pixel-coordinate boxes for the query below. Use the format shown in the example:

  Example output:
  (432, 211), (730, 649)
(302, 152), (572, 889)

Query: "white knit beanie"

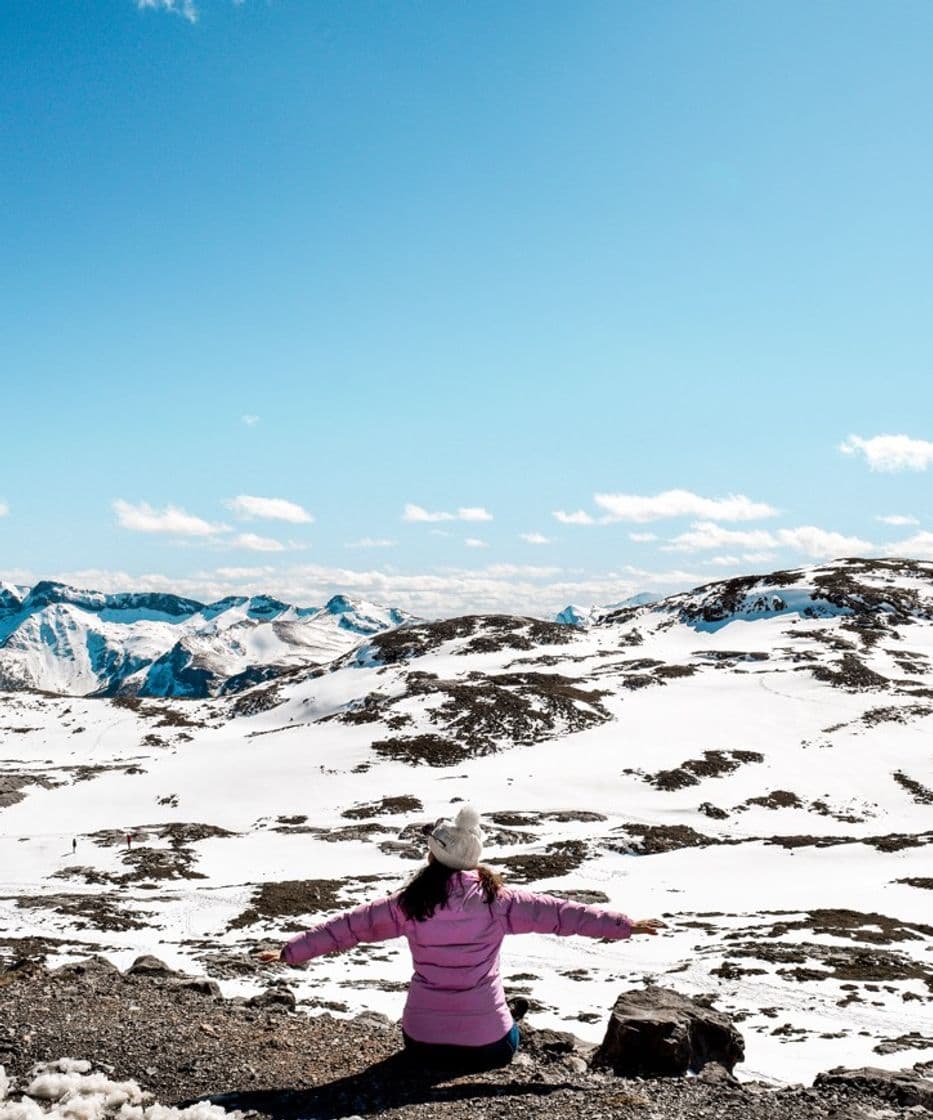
(427, 805), (484, 870)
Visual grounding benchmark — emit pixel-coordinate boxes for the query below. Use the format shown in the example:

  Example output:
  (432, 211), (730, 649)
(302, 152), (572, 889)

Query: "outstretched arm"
(501, 889), (663, 941)
(262, 895), (405, 966)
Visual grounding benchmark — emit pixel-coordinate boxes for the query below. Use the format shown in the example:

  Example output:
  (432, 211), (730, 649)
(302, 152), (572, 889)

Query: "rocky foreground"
(1, 954), (930, 1120)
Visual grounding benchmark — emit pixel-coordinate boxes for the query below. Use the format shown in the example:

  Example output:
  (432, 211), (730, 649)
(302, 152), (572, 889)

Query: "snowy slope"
(1, 558), (932, 1085)
(0, 584), (415, 698)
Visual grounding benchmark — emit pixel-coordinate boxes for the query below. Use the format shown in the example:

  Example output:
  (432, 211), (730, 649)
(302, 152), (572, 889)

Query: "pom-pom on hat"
(426, 805), (484, 870)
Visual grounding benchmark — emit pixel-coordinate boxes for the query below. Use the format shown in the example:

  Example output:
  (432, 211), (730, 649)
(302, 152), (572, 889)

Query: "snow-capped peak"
(556, 592), (658, 628)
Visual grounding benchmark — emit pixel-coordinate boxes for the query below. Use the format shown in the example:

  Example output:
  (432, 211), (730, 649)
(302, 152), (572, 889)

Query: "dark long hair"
(398, 859), (504, 921)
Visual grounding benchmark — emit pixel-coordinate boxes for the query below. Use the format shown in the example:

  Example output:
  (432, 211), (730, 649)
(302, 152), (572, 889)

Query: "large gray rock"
(592, 986), (744, 1077)
(814, 1066), (933, 1109)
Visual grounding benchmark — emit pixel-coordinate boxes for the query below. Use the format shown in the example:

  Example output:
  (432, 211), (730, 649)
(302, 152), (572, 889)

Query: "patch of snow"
(0, 1061), (237, 1120)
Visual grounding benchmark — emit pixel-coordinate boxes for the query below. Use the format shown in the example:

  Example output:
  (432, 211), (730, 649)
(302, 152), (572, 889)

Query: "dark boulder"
(246, 984), (297, 1012)
(592, 986), (744, 1077)
(127, 955), (177, 977)
(814, 1066), (933, 1109)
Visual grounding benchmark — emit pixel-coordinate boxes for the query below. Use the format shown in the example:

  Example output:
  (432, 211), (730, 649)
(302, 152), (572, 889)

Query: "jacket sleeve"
(499, 888), (632, 940)
(282, 895), (405, 966)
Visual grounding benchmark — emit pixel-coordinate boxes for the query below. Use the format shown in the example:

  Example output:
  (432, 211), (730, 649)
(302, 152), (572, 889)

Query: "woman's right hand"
(254, 948), (284, 962)
(630, 918), (667, 936)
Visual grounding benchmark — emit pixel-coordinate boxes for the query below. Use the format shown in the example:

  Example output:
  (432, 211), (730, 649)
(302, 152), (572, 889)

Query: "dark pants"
(402, 1023), (520, 1072)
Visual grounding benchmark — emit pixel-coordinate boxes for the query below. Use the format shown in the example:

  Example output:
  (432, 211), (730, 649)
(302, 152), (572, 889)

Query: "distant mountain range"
(0, 581), (413, 698)
(2, 559), (933, 699)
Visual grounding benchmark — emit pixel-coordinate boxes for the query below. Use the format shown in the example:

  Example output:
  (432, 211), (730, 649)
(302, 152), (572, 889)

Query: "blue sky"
(2, 0), (932, 615)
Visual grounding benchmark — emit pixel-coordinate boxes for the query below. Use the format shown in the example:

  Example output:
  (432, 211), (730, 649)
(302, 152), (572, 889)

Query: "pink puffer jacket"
(283, 869), (632, 1046)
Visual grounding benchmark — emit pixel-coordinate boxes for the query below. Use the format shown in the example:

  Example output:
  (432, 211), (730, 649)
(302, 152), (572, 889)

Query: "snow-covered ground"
(1, 559), (932, 1085)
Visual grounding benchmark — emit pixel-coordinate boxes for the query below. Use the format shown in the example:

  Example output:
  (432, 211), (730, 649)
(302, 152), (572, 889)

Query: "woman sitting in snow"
(256, 805), (665, 1071)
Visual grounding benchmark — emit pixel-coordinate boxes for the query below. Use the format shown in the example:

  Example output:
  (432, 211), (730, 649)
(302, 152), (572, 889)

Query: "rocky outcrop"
(592, 985), (745, 1077)
(814, 1066), (933, 1109)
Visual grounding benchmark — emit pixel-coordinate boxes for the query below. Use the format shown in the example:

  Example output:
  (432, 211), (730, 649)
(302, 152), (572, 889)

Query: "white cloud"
(113, 499), (227, 537)
(0, 500), (8, 517)
(775, 526), (872, 558)
(840, 433), (933, 472)
(137, 0), (198, 23)
(622, 565), (704, 585)
(429, 528), (453, 537)
(704, 551), (778, 568)
(553, 509), (595, 525)
(594, 489), (778, 523)
(485, 563), (563, 578)
(234, 533), (287, 553)
(214, 566), (276, 579)
(224, 495), (314, 524)
(403, 503), (493, 523)
(241, 414), (261, 427)
(403, 503), (455, 523)
(885, 531), (933, 560)
(520, 532), (550, 545)
(663, 521), (872, 559)
(465, 538), (489, 549)
(629, 531), (657, 543)
(662, 522), (779, 553)
(346, 538), (397, 549)
(876, 514), (919, 526)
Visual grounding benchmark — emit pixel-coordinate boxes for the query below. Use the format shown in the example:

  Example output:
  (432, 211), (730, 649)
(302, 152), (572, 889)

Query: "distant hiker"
(256, 805), (665, 1071)
(126, 832), (132, 850)
(72, 838), (76, 855)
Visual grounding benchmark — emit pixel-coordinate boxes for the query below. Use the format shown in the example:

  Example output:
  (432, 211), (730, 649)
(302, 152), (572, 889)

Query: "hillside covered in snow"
(1, 557), (932, 1085)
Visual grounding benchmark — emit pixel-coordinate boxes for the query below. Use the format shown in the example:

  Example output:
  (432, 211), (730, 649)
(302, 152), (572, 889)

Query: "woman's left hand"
(630, 918), (667, 936)
(254, 948), (283, 962)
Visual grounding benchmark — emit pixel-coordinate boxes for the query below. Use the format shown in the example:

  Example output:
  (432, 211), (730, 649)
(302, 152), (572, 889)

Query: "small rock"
(175, 978), (222, 998)
(526, 1027), (579, 1056)
(352, 1011), (391, 1030)
(246, 986), (297, 1012)
(696, 1061), (739, 1085)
